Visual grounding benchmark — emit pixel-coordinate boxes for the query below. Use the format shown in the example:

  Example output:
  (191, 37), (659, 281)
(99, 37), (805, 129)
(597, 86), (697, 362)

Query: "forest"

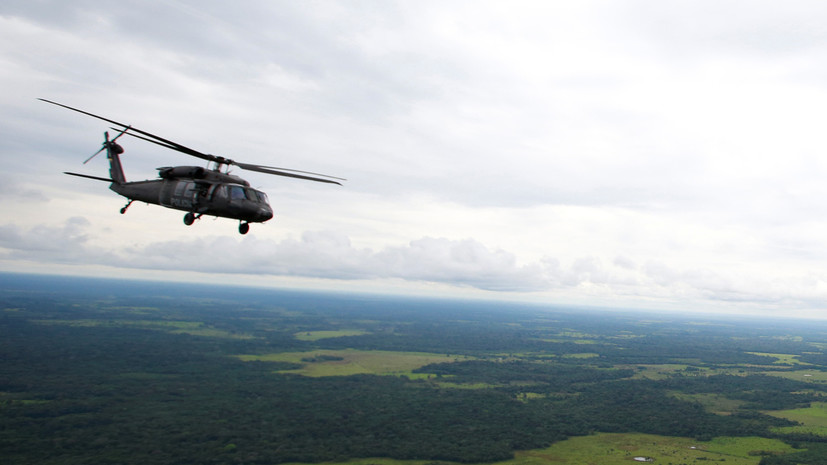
(2, 273), (827, 464)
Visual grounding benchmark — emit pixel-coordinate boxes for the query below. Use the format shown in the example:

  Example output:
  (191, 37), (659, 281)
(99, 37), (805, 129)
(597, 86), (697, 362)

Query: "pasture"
(768, 401), (827, 437)
(748, 352), (811, 365)
(670, 392), (746, 415)
(30, 318), (254, 339)
(294, 330), (370, 341)
(508, 433), (792, 465)
(280, 434), (794, 465)
(763, 368), (827, 384)
(236, 349), (467, 377)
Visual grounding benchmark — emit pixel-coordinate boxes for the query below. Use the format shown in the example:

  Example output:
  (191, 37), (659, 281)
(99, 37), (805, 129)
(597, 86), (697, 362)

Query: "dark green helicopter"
(40, 99), (344, 234)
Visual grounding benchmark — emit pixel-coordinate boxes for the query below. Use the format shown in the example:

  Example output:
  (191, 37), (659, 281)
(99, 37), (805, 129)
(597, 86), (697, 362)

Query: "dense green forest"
(2, 273), (827, 464)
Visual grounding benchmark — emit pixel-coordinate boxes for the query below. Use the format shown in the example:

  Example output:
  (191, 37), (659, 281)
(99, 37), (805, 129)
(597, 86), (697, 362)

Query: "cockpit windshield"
(222, 185), (269, 204)
(253, 190), (269, 204)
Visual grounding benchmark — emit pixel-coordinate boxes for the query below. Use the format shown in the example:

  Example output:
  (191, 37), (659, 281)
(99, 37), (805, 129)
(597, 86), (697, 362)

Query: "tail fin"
(106, 137), (126, 184)
(88, 131), (126, 184)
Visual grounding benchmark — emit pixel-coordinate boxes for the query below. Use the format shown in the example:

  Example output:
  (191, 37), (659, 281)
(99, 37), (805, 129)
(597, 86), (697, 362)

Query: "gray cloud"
(0, 217), (92, 262)
(4, 1), (827, 314)
(3, 218), (826, 312)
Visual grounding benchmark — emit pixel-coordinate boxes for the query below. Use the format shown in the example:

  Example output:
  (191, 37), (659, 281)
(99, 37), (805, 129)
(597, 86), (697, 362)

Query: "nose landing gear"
(239, 222), (250, 235)
(183, 212), (202, 226)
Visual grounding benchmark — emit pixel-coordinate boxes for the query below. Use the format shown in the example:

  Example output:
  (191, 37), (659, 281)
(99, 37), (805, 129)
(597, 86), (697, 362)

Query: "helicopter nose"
(259, 206), (273, 222)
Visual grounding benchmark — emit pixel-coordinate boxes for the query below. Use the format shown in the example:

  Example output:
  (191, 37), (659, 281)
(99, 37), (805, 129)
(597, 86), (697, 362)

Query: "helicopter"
(40, 98), (344, 234)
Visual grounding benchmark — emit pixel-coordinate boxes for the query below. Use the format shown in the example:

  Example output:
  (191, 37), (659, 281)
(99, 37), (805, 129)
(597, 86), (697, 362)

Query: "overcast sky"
(3, 1), (827, 317)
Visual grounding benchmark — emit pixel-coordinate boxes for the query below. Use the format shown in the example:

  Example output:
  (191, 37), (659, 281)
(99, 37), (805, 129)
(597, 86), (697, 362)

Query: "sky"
(2, 1), (827, 317)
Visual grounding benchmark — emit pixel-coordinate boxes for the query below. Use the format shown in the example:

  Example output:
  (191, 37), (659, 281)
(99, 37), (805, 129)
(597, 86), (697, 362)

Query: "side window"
(175, 181), (197, 198)
(211, 185), (228, 200)
(174, 181), (188, 197)
(184, 182), (198, 198)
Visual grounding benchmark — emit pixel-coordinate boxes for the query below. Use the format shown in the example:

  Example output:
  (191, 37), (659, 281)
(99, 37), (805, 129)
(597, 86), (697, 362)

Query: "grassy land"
(294, 330), (371, 341)
(629, 364), (700, 380)
(748, 352), (811, 365)
(511, 434), (794, 465)
(278, 434), (794, 465)
(762, 368), (827, 384)
(561, 352), (600, 359)
(768, 401), (827, 437)
(236, 349), (468, 377)
(31, 318), (254, 339)
(670, 392), (746, 415)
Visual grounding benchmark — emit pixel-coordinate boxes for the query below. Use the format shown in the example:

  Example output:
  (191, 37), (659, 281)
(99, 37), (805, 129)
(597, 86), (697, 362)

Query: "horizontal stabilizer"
(64, 172), (115, 183)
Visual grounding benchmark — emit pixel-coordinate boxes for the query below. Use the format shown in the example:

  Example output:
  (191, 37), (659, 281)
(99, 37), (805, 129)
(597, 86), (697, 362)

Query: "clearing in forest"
(294, 330), (370, 341)
(768, 401), (827, 437)
(508, 433), (792, 465)
(236, 349), (468, 377)
(278, 434), (794, 465)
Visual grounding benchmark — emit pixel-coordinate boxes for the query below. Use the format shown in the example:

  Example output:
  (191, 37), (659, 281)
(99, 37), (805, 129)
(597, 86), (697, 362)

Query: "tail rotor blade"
(84, 131), (108, 164)
(83, 146), (106, 164)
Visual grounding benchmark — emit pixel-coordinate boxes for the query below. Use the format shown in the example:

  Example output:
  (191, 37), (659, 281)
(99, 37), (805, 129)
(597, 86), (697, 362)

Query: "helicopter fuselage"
(112, 175), (274, 224)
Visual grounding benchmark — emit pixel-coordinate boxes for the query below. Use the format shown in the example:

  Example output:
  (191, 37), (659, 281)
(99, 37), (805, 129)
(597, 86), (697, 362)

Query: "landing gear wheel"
(120, 200), (134, 214)
(239, 222), (250, 235)
(184, 212), (196, 226)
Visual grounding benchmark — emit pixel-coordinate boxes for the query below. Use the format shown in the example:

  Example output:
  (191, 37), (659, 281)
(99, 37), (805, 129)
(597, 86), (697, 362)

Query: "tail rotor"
(84, 128), (129, 164)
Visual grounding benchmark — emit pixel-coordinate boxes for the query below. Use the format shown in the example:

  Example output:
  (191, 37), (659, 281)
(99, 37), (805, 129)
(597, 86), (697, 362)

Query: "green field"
(768, 402), (827, 437)
(236, 349), (467, 377)
(629, 364), (704, 380)
(31, 318), (255, 339)
(670, 392), (746, 415)
(510, 434), (794, 465)
(294, 330), (371, 341)
(279, 434), (794, 465)
(748, 352), (811, 365)
(763, 368), (827, 383)
(561, 352), (599, 359)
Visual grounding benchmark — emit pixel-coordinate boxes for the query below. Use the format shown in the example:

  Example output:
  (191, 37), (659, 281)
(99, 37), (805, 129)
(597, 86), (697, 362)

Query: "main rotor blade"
(235, 162), (343, 185)
(42, 98), (344, 185)
(115, 129), (190, 153)
(38, 98), (215, 162)
(242, 164), (347, 182)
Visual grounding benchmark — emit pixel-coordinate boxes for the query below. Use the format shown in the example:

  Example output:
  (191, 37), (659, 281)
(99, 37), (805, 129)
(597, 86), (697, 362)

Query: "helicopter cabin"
(160, 180), (271, 215)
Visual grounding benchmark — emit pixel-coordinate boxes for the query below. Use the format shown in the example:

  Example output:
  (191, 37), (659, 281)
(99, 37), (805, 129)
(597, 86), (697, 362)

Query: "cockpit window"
(227, 185), (267, 203)
(229, 186), (247, 200)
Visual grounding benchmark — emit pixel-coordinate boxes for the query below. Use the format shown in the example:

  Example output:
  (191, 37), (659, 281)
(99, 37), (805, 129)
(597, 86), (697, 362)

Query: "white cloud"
(3, 1), (827, 315)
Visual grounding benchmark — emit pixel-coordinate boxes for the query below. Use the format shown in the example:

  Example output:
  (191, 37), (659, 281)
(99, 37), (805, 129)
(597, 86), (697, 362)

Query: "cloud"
(112, 231), (550, 292)
(2, 217), (827, 312)
(4, 2), (827, 315)
(0, 217), (92, 262)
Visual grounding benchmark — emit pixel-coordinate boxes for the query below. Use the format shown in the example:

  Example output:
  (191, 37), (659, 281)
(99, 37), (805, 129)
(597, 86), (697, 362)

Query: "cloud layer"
(3, 217), (826, 314)
(3, 2), (827, 315)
